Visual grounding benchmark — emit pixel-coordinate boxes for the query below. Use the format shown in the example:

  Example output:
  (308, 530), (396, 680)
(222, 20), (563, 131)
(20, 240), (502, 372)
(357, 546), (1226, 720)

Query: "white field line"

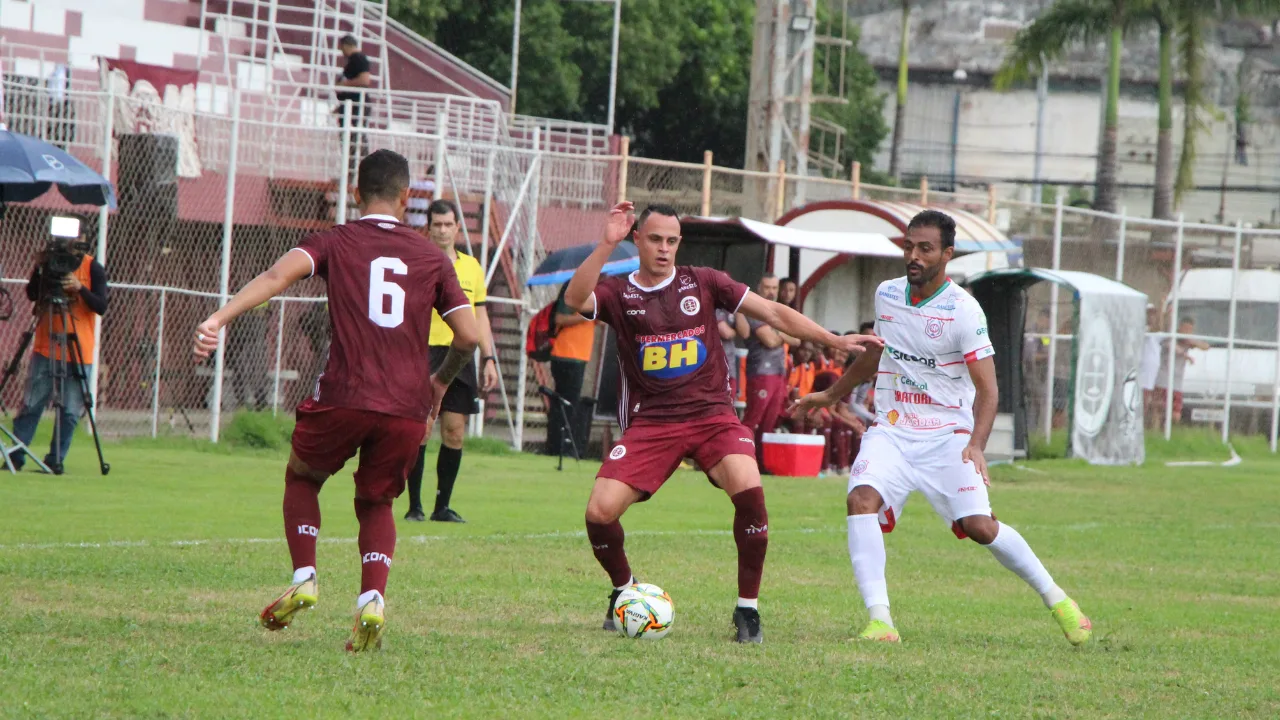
(0, 527), (834, 553)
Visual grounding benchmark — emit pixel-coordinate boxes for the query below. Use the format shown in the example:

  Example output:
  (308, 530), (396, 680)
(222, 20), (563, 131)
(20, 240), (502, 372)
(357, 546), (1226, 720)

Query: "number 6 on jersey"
(369, 256), (407, 328)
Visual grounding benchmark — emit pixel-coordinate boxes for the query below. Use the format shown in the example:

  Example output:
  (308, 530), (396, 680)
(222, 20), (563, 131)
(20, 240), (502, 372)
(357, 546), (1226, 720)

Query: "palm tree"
(995, 0), (1124, 215)
(1152, 4), (1175, 220)
(888, 0), (910, 183)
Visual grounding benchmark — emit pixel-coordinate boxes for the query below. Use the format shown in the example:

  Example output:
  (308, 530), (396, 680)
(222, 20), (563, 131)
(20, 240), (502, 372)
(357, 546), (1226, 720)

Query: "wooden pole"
(616, 135), (630, 204)
(774, 160), (786, 220)
(851, 160), (861, 200)
(701, 150), (714, 216)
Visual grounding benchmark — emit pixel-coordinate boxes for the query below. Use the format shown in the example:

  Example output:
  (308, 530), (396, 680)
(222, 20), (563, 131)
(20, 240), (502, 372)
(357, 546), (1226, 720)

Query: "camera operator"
(6, 231), (109, 474)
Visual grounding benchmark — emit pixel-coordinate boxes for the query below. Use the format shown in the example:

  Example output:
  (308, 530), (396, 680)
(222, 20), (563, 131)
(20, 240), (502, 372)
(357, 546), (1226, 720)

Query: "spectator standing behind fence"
(1154, 316), (1210, 426)
(1139, 304), (1161, 428)
(778, 278), (798, 310)
(6, 236), (108, 474)
(334, 34), (372, 169)
(228, 301), (270, 411)
(739, 274), (798, 467)
(546, 282), (596, 457)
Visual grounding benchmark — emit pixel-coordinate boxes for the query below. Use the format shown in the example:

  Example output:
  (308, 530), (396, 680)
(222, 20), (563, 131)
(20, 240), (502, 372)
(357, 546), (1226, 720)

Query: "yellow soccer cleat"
(345, 596), (386, 653)
(856, 619), (900, 643)
(1051, 597), (1092, 646)
(259, 575), (318, 631)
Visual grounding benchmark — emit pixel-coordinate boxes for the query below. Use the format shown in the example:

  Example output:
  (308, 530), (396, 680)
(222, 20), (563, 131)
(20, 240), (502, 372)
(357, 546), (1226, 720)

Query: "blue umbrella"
(0, 130), (117, 209)
(527, 242), (639, 286)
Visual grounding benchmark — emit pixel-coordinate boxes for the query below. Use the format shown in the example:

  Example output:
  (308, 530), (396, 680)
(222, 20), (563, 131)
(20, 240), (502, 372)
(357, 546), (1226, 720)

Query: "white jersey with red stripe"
(870, 276), (994, 440)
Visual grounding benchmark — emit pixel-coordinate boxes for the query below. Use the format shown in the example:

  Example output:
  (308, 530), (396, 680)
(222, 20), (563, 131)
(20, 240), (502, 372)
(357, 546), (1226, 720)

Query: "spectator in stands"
(779, 277), (799, 309)
(1154, 316), (1209, 426)
(546, 282), (597, 457)
(740, 273), (798, 467)
(335, 34), (372, 169)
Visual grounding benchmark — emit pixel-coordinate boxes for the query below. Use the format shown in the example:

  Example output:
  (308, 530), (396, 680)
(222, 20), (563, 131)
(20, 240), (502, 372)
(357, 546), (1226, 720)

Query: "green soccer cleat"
(259, 575), (318, 631)
(856, 619), (900, 643)
(1050, 597), (1092, 646)
(346, 596), (386, 653)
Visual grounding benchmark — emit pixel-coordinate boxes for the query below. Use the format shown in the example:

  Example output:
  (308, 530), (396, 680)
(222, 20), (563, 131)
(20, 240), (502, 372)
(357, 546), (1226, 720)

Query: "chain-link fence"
(8, 75), (1280, 452)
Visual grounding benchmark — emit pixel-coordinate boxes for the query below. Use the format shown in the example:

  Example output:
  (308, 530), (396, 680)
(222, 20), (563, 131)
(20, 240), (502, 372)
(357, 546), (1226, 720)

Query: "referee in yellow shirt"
(405, 200), (499, 522)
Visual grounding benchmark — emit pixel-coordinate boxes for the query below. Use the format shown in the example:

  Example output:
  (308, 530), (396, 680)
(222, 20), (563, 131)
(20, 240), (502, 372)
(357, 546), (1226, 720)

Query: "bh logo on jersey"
(641, 337), (707, 379)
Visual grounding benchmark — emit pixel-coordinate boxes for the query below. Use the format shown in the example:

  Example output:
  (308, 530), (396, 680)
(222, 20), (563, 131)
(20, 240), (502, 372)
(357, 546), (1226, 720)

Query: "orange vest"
(551, 320), (595, 362)
(33, 254), (97, 363)
(788, 361), (816, 397)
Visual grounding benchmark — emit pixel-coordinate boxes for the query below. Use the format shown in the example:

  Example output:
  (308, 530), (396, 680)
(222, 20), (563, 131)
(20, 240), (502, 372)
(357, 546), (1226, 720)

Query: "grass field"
(2, 425), (1278, 718)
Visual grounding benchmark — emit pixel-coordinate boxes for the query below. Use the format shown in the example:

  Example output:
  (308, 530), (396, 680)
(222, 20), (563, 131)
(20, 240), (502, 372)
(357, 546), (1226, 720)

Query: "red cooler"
(761, 433), (826, 477)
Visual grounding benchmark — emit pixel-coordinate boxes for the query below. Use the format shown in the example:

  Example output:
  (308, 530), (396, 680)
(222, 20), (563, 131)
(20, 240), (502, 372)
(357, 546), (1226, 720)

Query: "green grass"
(2, 429), (1279, 718)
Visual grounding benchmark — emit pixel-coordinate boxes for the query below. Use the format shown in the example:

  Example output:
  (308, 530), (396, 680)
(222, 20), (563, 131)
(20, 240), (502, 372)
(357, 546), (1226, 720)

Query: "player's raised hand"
(602, 201), (636, 247)
(835, 333), (884, 354)
(193, 318), (221, 361)
(962, 443), (990, 486)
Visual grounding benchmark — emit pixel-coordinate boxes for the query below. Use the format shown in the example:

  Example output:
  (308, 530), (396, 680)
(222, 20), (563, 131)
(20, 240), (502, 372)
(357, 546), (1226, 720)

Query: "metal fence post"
(616, 135), (629, 204)
(211, 89), (242, 443)
(1222, 220), (1242, 444)
(89, 82), (116, 408)
(1164, 213), (1185, 441)
(1115, 206), (1127, 283)
(336, 100), (352, 224)
(701, 150), (713, 216)
(1043, 188), (1064, 443)
(272, 298), (287, 416)
(513, 128), (542, 452)
(434, 116), (446, 200)
(150, 288), (166, 438)
(1271, 295), (1280, 452)
(480, 148), (495, 274)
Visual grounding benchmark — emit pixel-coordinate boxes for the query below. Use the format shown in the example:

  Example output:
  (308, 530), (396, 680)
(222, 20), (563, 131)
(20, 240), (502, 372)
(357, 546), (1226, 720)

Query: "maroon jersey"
(590, 266), (749, 427)
(294, 216), (470, 422)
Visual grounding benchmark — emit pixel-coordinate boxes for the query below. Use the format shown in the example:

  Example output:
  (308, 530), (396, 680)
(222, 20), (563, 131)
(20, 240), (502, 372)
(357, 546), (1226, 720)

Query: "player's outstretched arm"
(737, 292), (882, 355)
(791, 343), (881, 414)
(193, 249), (312, 359)
(563, 201), (635, 316)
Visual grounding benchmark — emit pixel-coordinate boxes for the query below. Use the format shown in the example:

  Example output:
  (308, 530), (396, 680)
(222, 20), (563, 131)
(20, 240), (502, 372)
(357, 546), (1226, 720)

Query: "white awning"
(683, 216), (901, 258)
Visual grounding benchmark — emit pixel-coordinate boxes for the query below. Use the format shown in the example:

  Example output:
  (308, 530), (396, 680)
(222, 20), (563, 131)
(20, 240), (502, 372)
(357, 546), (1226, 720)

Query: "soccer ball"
(613, 583), (674, 639)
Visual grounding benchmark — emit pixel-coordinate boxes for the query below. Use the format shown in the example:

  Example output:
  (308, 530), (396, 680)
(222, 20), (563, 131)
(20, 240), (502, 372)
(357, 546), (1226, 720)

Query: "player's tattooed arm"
(564, 201), (636, 315)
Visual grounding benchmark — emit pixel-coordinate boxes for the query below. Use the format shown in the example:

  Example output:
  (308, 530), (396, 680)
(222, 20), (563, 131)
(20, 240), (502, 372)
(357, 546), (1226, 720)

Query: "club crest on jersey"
(640, 337), (707, 378)
(924, 318), (944, 339)
(679, 295), (701, 316)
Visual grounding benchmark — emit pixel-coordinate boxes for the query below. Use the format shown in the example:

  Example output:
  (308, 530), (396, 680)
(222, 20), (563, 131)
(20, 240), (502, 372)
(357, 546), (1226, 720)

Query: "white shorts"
(847, 427), (992, 539)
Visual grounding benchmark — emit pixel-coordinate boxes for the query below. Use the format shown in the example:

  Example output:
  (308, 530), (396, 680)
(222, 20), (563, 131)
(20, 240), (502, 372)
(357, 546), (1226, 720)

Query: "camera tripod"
(538, 385), (580, 471)
(0, 293), (110, 476)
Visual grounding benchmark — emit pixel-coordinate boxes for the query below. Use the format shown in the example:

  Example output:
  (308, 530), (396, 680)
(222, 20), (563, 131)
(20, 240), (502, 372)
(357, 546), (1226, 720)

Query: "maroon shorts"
(291, 399), (427, 503)
(599, 414), (756, 499)
(742, 374), (786, 433)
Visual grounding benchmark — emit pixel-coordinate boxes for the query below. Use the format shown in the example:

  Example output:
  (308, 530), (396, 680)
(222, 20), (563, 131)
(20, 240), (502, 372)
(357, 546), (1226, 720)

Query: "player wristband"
(483, 356), (497, 365)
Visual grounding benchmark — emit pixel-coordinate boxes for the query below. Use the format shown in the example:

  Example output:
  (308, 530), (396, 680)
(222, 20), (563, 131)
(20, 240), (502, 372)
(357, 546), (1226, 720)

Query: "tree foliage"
(389, 0), (887, 169)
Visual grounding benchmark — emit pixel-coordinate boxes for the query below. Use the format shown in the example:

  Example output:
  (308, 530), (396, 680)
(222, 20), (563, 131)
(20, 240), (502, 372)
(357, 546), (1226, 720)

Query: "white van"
(1173, 268), (1280, 402)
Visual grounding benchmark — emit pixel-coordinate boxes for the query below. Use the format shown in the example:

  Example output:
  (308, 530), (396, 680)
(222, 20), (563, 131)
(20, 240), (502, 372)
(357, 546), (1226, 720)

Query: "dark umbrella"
(0, 130), (117, 209)
(527, 242), (639, 286)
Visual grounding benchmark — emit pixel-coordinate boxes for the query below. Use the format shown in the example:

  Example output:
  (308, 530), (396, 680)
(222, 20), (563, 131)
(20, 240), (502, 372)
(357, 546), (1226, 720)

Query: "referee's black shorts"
(429, 345), (480, 416)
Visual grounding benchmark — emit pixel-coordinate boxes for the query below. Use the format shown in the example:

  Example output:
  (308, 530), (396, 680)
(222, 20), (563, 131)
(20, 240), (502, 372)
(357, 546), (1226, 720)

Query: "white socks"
(736, 597), (758, 610)
(847, 514), (892, 626)
(986, 522), (1066, 608)
(292, 566), (316, 584)
(615, 577), (635, 592)
(356, 589), (384, 609)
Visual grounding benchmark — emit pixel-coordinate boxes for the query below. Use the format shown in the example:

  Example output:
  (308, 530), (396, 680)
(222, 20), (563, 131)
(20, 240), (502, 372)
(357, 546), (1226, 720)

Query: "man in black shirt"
(335, 35), (372, 171)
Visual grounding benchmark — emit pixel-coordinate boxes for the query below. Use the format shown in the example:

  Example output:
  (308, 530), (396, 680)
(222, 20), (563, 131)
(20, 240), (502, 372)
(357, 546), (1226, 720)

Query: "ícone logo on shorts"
(680, 296), (701, 316)
(852, 459), (868, 476)
(924, 317), (944, 339)
(609, 444), (627, 460)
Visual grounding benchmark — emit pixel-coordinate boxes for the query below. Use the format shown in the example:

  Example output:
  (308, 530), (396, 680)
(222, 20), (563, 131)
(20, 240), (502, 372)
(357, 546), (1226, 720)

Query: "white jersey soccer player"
(795, 210), (1092, 645)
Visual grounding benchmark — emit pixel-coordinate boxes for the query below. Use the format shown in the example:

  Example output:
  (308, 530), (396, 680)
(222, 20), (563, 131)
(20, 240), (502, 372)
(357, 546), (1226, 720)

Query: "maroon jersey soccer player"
(563, 202), (882, 643)
(192, 150), (479, 652)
